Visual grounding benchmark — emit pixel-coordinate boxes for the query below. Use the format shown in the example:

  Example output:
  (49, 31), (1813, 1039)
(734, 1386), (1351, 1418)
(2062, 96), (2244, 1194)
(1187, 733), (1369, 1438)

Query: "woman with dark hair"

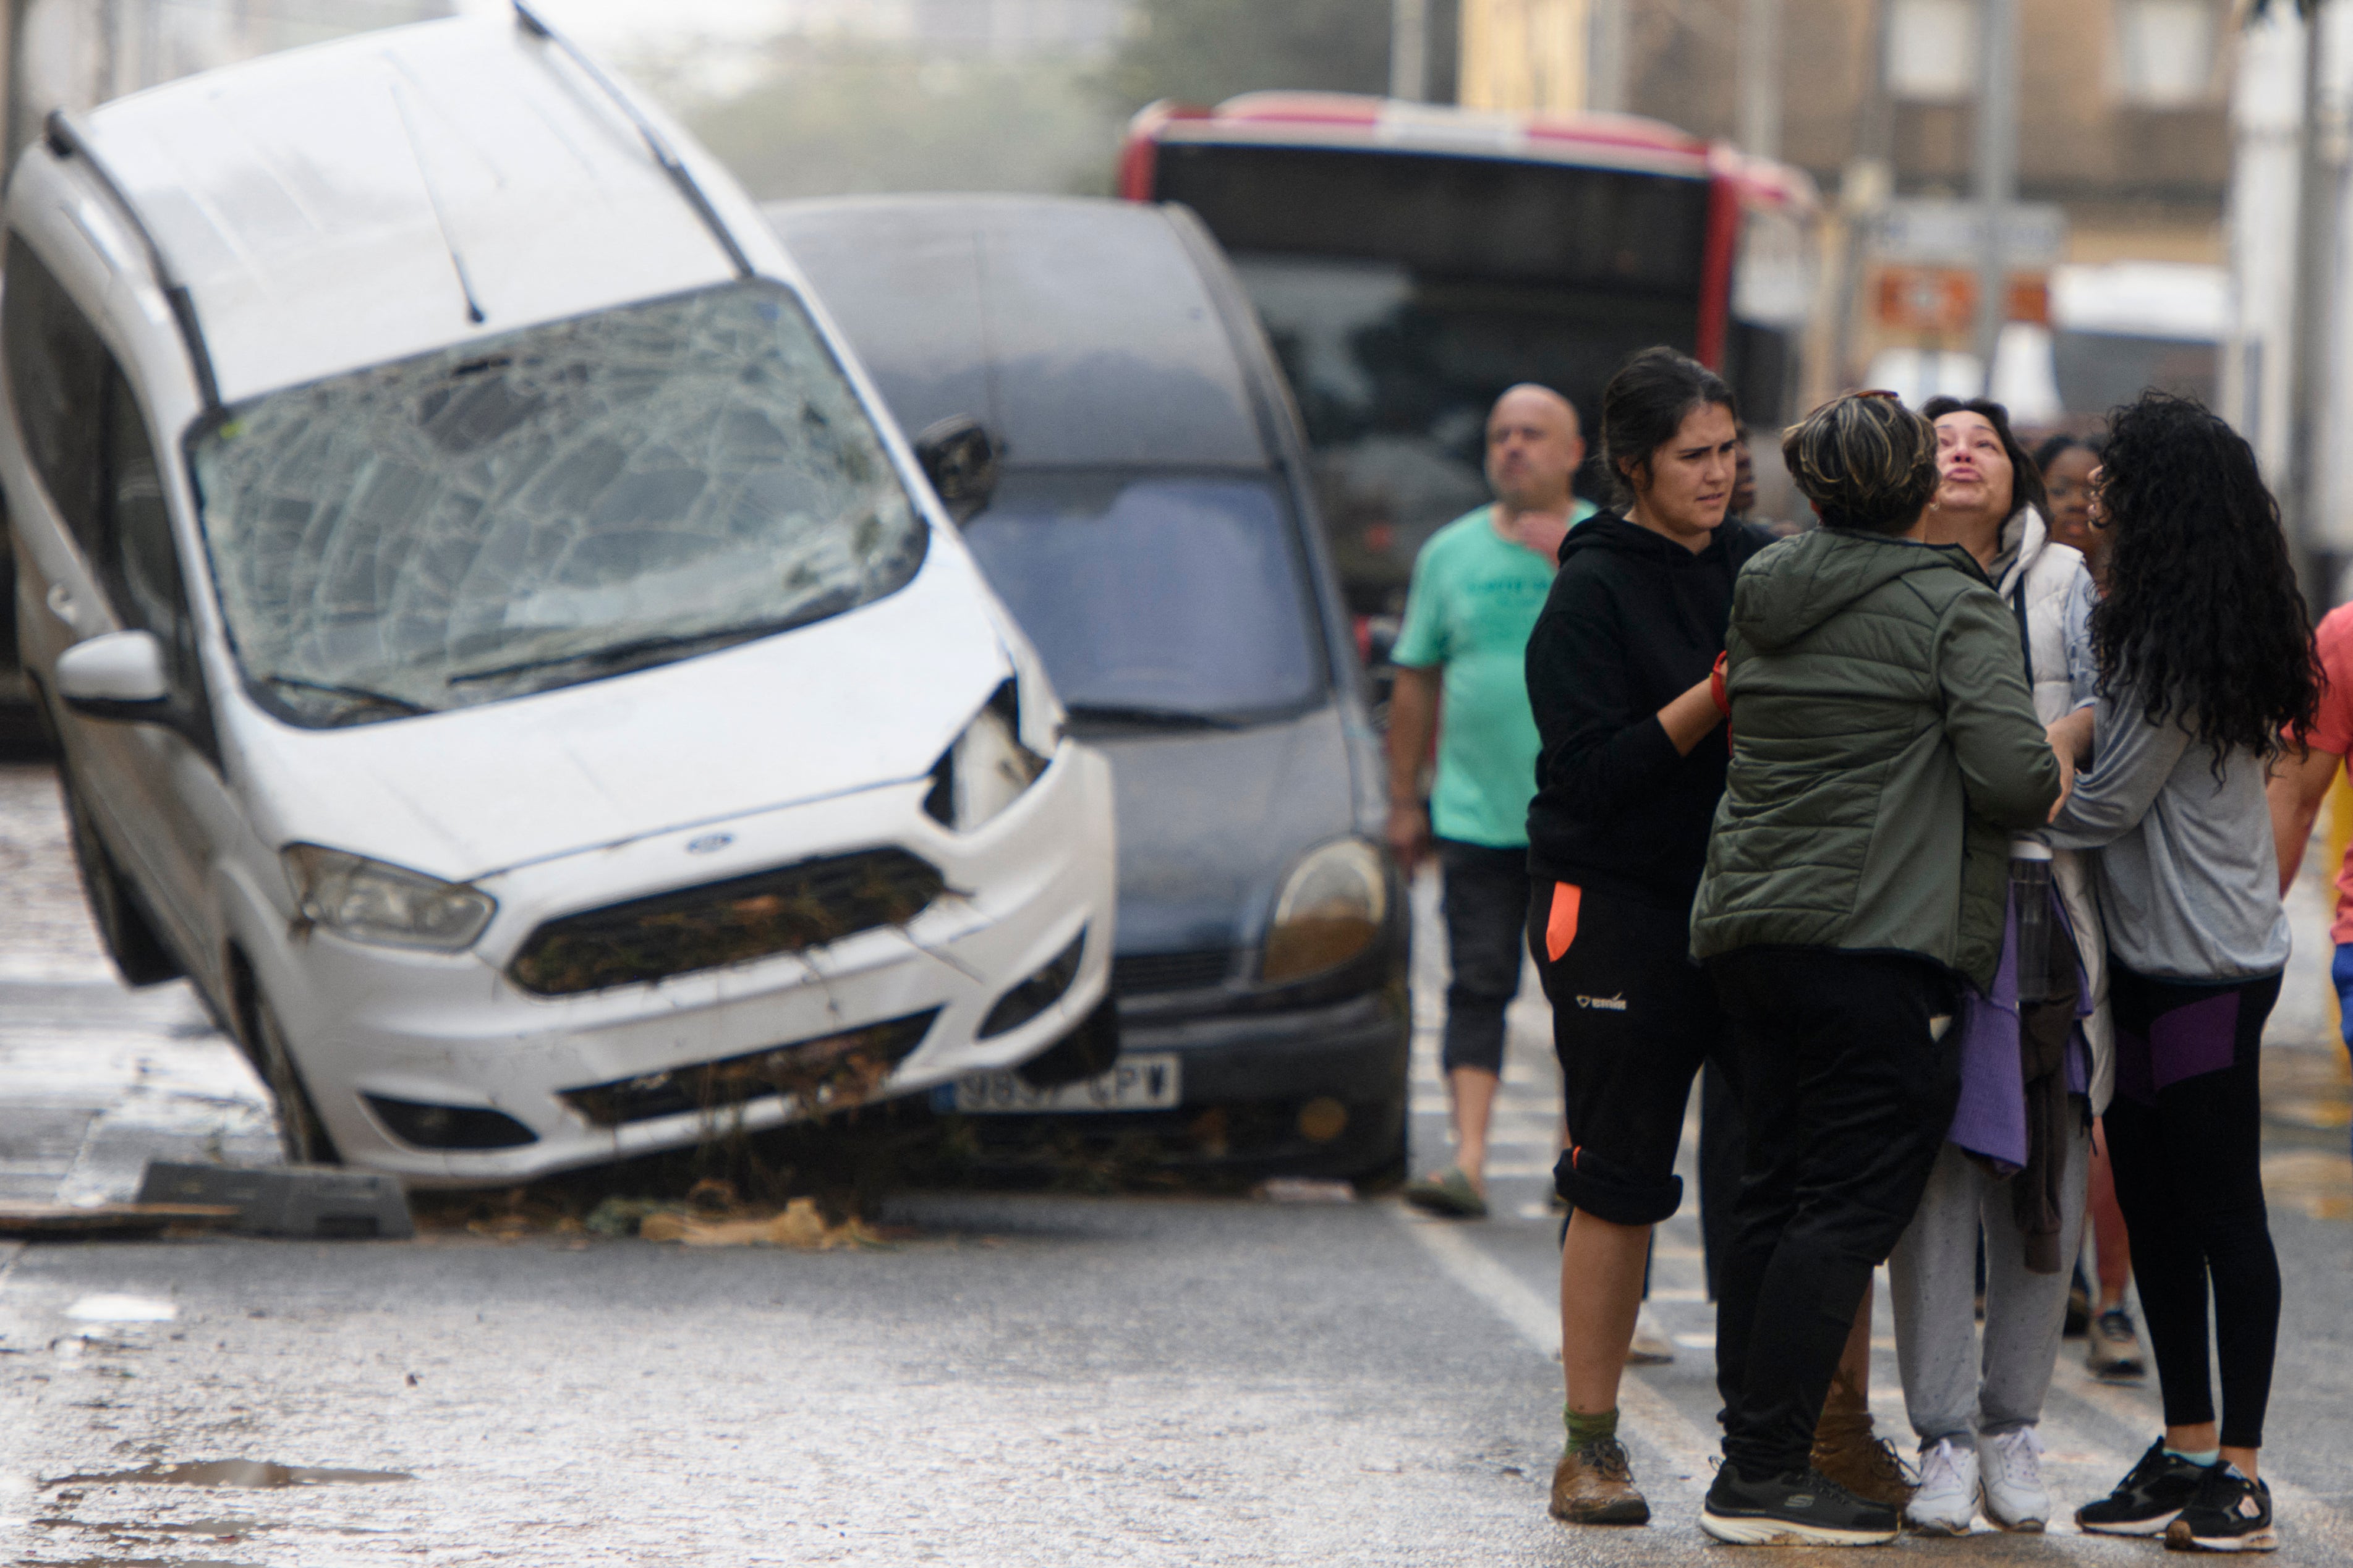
(2051, 393), (2317, 1552)
(1890, 396), (2113, 1533)
(1521, 346), (1774, 1526)
(1689, 391), (2062, 1546)
(2035, 433), (2109, 584)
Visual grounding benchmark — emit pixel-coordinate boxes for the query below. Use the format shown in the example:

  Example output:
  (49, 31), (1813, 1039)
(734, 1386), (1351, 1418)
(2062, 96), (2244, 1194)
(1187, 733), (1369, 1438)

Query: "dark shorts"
(1437, 839), (1532, 1076)
(1526, 879), (1733, 1226)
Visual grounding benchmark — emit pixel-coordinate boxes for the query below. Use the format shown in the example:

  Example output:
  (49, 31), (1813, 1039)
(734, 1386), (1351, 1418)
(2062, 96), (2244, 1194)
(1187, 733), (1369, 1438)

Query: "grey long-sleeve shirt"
(2046, 689), (2289, 980)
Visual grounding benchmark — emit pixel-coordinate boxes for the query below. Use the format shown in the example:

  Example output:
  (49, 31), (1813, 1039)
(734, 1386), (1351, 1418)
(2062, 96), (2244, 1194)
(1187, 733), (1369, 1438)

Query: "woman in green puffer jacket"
(1691, 392), (2065, 1548)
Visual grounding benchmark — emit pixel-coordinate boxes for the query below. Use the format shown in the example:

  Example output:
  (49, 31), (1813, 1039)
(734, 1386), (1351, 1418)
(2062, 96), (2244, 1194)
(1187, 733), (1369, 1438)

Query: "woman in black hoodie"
(1525, 348), (1774, 1525)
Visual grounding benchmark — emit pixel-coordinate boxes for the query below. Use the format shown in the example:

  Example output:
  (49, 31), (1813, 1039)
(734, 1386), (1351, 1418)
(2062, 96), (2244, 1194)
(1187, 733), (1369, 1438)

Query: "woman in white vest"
(1886, 396), (2114, 1533)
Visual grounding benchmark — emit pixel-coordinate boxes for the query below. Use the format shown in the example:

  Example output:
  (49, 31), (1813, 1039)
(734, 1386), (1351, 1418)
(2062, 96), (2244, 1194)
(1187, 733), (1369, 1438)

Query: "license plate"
(940, 1054), (1181, 1115)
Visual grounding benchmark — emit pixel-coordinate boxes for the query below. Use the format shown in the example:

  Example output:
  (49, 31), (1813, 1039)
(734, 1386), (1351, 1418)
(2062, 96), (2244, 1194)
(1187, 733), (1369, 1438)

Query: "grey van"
(769, 195), (1409, 1180)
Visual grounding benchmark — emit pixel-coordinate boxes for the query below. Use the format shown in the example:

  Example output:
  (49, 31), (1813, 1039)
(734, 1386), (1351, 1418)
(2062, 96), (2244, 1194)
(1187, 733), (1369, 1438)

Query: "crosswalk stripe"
(1397, 1205), (1721, 1492)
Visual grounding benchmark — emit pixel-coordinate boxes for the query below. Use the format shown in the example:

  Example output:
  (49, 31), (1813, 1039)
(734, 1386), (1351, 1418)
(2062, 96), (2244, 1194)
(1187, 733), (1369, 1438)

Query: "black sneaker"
(2077, 1438), (2209, 1536)
(2165, 1464), (2278, 1553)
(1700, 1464), (1900, 1546)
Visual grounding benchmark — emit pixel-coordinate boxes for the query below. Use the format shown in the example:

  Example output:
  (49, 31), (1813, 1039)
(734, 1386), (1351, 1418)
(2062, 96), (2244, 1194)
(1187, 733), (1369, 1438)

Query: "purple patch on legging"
(2149, 990), (2242, 1091)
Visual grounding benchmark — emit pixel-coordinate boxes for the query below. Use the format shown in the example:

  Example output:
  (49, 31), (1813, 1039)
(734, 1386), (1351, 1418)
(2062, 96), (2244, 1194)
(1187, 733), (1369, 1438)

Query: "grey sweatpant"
(1887, 1125), (2091, 1451)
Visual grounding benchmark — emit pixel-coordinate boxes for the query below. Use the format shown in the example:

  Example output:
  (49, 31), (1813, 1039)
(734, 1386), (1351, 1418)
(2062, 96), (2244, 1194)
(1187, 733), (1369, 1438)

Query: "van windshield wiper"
(1063, 703), (1242, 731)
(445, 621), (785, 687)
(256, 673), (435, 717)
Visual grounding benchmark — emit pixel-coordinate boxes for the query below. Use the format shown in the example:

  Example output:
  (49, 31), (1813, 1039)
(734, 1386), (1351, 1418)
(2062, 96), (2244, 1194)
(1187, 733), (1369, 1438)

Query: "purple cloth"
(1945, 886), (2093, 1169)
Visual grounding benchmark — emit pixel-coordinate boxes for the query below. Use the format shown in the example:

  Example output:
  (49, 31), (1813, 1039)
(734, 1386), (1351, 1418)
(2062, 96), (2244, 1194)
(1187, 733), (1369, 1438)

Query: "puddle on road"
(49, 1460), (411, 1490)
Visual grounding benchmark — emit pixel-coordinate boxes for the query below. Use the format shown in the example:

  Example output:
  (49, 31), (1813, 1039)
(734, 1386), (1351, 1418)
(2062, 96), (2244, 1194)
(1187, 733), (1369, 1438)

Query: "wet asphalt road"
(0, 759), (2349, 1565)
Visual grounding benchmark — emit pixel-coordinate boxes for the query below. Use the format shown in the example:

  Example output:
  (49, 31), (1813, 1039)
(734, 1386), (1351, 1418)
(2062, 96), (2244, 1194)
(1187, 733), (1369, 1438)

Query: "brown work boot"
(1549, 1436), (1651, 1525)
(1810, 1407), (1917, 1511)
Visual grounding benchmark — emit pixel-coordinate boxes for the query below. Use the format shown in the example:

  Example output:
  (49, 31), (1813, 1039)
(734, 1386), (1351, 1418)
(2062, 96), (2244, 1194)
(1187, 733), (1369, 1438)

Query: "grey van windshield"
(190, 281), (924, 727)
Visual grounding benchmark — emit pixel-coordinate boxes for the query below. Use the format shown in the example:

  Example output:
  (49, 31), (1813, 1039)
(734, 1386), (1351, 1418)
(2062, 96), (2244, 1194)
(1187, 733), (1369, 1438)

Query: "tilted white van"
(0, 9), (1117, 1184)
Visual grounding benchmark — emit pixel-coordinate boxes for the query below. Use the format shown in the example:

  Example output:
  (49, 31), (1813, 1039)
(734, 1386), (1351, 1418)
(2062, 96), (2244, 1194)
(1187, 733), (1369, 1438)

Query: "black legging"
(2103, 960), (2283, 1451)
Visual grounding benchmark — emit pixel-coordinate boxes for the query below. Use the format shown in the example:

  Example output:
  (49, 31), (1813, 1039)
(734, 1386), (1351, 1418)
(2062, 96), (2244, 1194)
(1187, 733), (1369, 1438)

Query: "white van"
(0, 10), (1117, 1184)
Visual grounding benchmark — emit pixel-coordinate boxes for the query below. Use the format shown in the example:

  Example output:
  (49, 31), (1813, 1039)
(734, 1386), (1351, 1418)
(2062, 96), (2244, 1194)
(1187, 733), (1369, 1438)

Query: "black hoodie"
(1524, 511), (1777, 909)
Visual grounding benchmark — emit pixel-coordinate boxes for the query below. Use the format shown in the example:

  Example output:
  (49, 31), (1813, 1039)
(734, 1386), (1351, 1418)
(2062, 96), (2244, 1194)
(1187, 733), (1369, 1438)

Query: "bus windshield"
(1151, 139), (1722, 612)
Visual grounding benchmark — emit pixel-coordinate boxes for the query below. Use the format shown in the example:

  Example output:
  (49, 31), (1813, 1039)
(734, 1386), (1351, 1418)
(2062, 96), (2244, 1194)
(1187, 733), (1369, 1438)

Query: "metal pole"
(1588, 0), (1627, 112)
(2287, 1), (2338, 610)
(1972, 0), (2019, 397)
(1392, 0), (1429, 101)
(1739, 0), (1782, 159)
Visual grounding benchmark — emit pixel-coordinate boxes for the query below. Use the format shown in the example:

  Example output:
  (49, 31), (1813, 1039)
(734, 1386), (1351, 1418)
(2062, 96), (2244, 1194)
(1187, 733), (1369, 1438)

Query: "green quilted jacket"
(1689, 527), (2062, 991)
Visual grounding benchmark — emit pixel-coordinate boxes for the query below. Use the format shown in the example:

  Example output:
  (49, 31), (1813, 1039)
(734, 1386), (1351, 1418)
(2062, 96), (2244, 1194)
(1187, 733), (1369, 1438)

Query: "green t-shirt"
(1390, 501), (1594, 849)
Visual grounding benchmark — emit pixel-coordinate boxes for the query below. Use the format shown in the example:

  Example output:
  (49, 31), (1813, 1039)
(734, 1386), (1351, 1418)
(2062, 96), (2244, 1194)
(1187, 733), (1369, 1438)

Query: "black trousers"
(1708, 946), (1960, 1481)
(1437, 839), (1531, 1076)
(2104, 961), (2283, 1451)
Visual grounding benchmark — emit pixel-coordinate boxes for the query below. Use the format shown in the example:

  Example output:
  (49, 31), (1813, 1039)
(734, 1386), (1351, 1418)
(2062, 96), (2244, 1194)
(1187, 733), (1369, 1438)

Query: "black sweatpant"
(2104, 960), (2283, 1451)
(1437, 839), (1531, 1077)
(1708, 946), (1960, 1481)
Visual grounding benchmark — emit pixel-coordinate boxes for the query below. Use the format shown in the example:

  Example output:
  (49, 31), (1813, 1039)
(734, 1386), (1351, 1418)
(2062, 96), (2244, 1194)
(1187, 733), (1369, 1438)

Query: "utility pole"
(1589, 0), (1627, 113)
(1831, 0), (1896, 391)
(2286, 0), (2339, 608)
(1971, 0), (2020, 397)
(1392, 0), (1429, 100)
(1738, 0), (1782, 158)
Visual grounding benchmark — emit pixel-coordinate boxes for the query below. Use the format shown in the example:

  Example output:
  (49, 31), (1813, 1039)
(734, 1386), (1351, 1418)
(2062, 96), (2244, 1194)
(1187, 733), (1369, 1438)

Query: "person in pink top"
(2266, 600), (2353, 1162)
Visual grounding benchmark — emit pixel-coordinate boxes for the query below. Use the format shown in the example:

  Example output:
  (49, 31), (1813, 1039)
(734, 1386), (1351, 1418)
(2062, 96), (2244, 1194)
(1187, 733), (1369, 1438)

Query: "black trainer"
(2165, 1464), (2278, 1553)
(2077, 1438), (2210, 1536)
(1700, 1464), (1900, 1546)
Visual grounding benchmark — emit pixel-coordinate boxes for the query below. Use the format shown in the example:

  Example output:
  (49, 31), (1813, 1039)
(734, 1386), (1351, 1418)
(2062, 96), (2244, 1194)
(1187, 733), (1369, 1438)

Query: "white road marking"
(1398, 1208), (1721, 1488)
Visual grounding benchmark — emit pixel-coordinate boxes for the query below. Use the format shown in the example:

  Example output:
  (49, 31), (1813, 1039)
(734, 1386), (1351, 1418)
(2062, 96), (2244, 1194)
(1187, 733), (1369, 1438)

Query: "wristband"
(1710, 651), (1732, 719)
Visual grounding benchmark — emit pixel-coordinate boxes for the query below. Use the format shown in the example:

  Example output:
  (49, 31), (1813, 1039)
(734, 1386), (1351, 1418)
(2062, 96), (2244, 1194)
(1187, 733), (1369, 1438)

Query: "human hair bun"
(1781, 394), (1939, 536)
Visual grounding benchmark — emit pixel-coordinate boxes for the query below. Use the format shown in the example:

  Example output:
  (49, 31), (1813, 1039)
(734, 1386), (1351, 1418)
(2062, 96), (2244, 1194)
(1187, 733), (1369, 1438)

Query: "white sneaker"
(1979, 1426), (2051, 1532)
(1905, 1438), (1978, 1535)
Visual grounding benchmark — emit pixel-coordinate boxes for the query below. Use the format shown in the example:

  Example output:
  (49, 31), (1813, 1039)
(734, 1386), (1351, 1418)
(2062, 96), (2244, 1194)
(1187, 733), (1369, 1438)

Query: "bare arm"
(1386, 664), (1440, 874)
(1657, 677), (1723, 757)
(2266, 742), (2342, 897)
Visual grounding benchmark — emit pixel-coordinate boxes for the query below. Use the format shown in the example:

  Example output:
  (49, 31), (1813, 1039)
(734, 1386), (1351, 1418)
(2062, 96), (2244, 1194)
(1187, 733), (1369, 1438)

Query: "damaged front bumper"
(249, 742), (1117, 1185)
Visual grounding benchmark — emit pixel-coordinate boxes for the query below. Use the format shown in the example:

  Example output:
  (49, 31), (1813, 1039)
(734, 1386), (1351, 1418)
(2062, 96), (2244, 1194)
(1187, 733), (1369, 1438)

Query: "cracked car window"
(189, 282), (925, 727)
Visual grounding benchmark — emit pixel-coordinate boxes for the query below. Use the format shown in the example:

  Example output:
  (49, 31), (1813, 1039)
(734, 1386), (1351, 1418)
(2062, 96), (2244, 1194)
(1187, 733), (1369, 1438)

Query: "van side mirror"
(56, 630), (171, 723)
(913, 415), (1000, 524)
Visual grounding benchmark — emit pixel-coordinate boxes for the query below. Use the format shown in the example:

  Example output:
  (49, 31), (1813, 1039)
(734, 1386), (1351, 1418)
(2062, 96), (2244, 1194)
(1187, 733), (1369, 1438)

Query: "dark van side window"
(3, 235), (105, 554)
(2, 235), (214, 756)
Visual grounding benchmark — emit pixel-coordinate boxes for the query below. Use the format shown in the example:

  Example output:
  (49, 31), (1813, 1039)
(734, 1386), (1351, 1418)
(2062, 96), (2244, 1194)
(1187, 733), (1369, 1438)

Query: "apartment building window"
(2114, 0), (2218, 105)
(1887, 0), (1980, 101)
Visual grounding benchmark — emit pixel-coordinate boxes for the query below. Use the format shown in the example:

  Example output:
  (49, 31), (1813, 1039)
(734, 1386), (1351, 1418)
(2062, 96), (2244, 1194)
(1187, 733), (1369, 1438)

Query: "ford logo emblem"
(686, 833), (734, 855)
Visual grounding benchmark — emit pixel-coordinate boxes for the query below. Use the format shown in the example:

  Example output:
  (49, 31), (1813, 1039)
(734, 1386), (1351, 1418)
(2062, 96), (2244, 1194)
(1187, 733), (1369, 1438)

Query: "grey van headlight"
(1261, 838), (1388, 985)
(282, 844), (496, 951)
(924, 684), (1046, 833)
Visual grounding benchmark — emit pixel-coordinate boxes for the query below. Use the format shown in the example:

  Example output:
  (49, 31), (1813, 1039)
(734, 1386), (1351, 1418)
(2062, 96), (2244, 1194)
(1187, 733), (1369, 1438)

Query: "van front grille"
(1112, 950), (1232, 995)
(509, 848), (943, 996)
(561, 1010), (939, 1127)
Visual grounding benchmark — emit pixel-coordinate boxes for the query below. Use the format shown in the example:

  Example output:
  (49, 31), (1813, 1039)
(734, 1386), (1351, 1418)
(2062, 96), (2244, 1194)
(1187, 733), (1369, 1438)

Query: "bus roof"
(1123, 93), (1816, 216)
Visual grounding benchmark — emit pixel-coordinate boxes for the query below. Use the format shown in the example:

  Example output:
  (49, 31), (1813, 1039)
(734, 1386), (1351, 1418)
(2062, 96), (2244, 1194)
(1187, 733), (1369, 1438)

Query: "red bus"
(1121, 93), (1819, 613)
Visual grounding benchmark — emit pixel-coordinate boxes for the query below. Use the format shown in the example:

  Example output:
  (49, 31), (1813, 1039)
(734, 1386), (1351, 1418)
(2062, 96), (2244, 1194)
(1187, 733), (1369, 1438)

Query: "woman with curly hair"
(2049, 393), (2317, 1552)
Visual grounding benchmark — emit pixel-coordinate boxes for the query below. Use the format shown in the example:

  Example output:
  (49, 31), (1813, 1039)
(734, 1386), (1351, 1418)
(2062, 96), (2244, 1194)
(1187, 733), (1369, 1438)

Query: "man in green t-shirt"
(1390, 384), (1594, 1218)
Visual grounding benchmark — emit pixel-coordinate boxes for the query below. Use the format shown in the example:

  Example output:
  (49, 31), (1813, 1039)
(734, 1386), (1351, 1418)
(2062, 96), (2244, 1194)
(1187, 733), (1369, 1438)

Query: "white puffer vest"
(1995, 507), (2114, 1114)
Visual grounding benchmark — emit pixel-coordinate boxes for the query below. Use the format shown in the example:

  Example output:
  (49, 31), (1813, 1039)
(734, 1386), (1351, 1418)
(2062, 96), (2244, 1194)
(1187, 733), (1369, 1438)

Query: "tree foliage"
(1099, 0), (1397, 112)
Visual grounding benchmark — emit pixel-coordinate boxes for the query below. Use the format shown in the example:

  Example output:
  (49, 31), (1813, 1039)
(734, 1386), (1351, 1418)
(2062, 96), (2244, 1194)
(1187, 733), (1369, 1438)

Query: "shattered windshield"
(190, 281), (925, 727)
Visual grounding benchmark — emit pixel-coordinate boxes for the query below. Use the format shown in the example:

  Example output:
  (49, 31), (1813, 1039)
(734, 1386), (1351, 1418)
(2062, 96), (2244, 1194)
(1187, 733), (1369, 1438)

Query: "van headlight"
(924, 682), (1046, 833)
(1261, 838), (1388, 985)
(282, 844), (496, 951)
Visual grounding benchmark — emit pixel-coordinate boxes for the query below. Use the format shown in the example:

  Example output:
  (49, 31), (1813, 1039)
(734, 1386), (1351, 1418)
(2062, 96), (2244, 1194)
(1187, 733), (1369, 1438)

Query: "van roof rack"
(511, 1), (753, 279)
(43, 109), (223, 412)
